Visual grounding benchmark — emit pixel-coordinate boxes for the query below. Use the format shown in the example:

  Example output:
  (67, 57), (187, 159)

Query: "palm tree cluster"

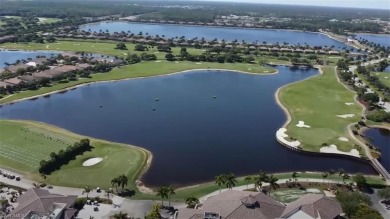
(111, 175), (128, 193)
(242, 171), (279, 194)
(215, 173), (237, 192)
(185, 195), (200, 208)
(156, 186), (175, 207)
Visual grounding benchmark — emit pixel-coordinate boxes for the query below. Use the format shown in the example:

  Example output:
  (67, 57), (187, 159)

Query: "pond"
(364, 128), (390, 172)
(80, 21), (352, 49)
(0, 66), (376, 187)
(0, 50), (59, 68)
(355, 34), (390, 48)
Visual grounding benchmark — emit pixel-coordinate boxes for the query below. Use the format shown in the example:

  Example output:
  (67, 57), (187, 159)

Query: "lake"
(0, 50), (59, 68)
(364, 128), (390, 172)
(355, 34), (390, 48)
(80, 22), (351, 49)
(0, 66), (376, 187)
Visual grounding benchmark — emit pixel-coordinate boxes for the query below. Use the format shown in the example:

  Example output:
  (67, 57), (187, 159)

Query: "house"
(176, 190), (343, 219)
(6, 64), (30, 73)
(329, 51), (341, 55)
(0, 81), (9, 88)
(10, 188), (77, 219)
(281, 194), (343, 219)
(4, 78), (22, 86)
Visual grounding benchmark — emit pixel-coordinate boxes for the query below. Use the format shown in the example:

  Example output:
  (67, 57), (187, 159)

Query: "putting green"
(0, 120), (148, 188)
(279, 66), (363, 153)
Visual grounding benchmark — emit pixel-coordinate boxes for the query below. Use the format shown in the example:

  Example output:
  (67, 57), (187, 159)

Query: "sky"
(199, 0), (390, 9)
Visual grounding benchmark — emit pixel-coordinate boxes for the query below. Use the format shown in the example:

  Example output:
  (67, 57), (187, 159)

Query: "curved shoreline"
(0, 66), (278, 105)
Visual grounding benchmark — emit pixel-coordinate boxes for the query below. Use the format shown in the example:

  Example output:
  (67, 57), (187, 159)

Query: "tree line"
(39, 139), (91, 175)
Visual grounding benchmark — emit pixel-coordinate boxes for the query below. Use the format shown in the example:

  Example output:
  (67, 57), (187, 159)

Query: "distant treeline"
(39, 139), (91, 175)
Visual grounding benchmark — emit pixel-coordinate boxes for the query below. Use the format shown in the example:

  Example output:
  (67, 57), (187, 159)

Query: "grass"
(0, 120), (148, 189)
(271, 188), (323, 203)
(37, 17), (62, 24)
(373, 71), (390, 88)
(279, 66), (363, 152)
(0, 61), (275, 103)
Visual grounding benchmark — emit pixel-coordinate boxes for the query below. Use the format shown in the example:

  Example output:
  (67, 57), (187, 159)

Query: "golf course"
(0, 120), (149, 189)
(279, 66), (363, 153)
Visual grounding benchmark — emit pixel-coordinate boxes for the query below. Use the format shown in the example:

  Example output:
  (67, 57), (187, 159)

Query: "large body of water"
(364, 128), (390, 172)
(355, 34), (390, 48)
(80, 22), (352, 49)
(0, 66), (376, 187)
(0, 50), (58, 68)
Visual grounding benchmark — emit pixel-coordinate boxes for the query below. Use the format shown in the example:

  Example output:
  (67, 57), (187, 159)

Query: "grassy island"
(0, 120), (149, 189)
(279, 66), (363, 153)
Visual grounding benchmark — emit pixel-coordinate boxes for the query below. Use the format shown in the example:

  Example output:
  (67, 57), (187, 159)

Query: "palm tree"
(82, 186), (92, 199)
(111, 177), (119, 193)
(112, 211), (128, 219)
(185, 195), (199, 208)
(253, 176), (262, 191)
(328, 169), (336, 185)
(342, 173), (350, 183)
(118, 175), (128, 192)
(292, 172), (299, 182)
(105, 188), (113, 200)
(338, 168), (345, 184)
(167, 186), (176, 207)
(268, 175), (279, 195)
(156, 186), (168, 206)
(225, 173), (237, 190)
(215, 174), (226, 193)
(322, 172), (328, 183)
(244, 176), (253, 189)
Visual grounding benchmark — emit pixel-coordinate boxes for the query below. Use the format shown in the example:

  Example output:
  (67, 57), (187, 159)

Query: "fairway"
(279, 66), (363, 153)
(0, 120), (148, 189)
(0, 61), (276, 103)
(374, 71), (390, 88)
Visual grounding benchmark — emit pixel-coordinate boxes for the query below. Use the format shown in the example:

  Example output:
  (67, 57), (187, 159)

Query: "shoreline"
(0, 66), (278, 105)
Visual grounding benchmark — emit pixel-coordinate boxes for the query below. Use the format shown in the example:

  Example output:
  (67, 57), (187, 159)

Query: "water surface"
(80, 22), (351, 49)
(364, 128), (390, 171)
(0, 66), (376, 186)
(355, 34), (390, 48)
(0, 50), (58, 68)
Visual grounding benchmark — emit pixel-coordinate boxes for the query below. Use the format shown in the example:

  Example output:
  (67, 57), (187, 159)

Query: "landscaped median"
(0, 61), (276, 104)
(277, 66), (364, 156)
(0, 120), (149, 189)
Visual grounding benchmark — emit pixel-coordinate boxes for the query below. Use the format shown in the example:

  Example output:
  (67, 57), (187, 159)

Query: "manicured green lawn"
(0, 120), (148, 189)
(0, 61), (275, 103)
(373, 71), (390, 88)
(38, 17), (62, 24)
(279, 66), (362, 152)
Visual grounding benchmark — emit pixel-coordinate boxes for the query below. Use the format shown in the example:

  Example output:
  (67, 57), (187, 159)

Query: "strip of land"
(0, 120), (149, 189)
(278, 66), (364, 153)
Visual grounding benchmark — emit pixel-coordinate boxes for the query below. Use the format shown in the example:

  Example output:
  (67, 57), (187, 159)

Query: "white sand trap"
(320, 145), (360, 157)
(91, 46), (94, 47)
(276, 128), (301, 148)
(336, 114), (355, 118)
(296, 121), (310, 128)
(196, 62), (202, 65)
(73, 44), (80, 46)
(264, 70), (269, 73)
(155, 60), (162, 63)
(338, 137), (349, 142)
(46, 45), (49, 49)
(154, 52), (159, 54)
(82, 158), (103, 166)
(345, 102), (354, 106)
(248, 68), (252, 70)
(376, 73), (379, 75)
(175, 61), (179, 64)
(385, 77), (388, 79)
(123, 53), (127, 55)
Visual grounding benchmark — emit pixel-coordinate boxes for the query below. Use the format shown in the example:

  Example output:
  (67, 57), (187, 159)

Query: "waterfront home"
(304, 49), (315, 54)
(4, 78), (22, 86)
(6, 64), (30, 73)
(0, 81), (9, 88)
(19, 75), (39, 83)
(10, 188), (77, 219)
(329, 51), (341, 55)
(176, 190), (343, 219)
(281, 48), (293, 53)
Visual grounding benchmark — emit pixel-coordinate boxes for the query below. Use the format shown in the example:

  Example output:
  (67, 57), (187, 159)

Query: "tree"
(185, 195), (199, 208)
(111, 177), (120, 193)
(321, 172), (328, 183)
(115, 42), (127, 50)
(292, 172), (299, 182)
(167, 186), (175, 207)
(253, 176), (262, 191)
(378, 187), (390, 202)
(105, 188), (113, 200)
(225, 173), (237, 190)
(338, 168), (345, 184)
(362, 93), (380, 104)
(337, 191), (372, 218)
(145, 204), (161, 219)
(244, 176), (252, 189)
(134, 44), (146, 51)
(165, 53), (175, 61)
(215, 174), (226, 193)
(112, 211), (128, 219)
(156, 186), (168, 206)
(82, 186), (92, 199)
(268, 175), (279, 195)
(342, 173), (350, 183)
(118, 175), (128, 192)
(353, 173), (367, 189)
(328, 169), (335, 185)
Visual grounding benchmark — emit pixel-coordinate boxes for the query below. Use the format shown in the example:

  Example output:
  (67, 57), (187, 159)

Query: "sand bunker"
(345, 103), (354, 106)
(320, 145), (360, 157)
(296, 121), (310, 128)
(336, 114), (355, 118)
(196, 62), (202, 65)
(46, 45), (49, 49)
(385, 77), (388, 79)
(276, 128), (301, 148)
(155, 60), (162, 63)
(82, 158), (103, 166)
(338, 137), (349, 142)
